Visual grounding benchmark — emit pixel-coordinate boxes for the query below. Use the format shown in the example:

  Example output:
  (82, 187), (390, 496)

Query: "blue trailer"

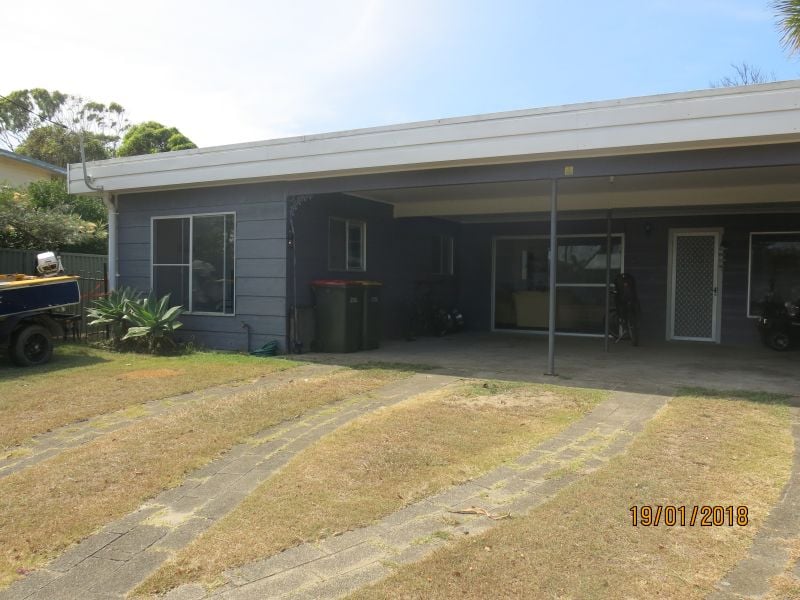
(0, 274), (81, 366)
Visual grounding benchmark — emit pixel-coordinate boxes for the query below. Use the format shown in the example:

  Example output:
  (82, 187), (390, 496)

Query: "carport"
(337, 160), (800, 374)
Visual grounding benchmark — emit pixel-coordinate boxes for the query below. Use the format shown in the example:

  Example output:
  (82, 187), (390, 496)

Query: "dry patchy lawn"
(137, 380), (604, 595)
(351, 390), (794, 600)
(0, 345), (298, 450)
(0, 365), (407, 588)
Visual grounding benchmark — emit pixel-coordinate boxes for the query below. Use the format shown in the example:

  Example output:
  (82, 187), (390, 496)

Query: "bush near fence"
(0, 248), (108, 341)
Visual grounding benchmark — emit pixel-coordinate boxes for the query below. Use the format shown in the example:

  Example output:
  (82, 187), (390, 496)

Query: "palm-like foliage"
(86, 287), (141, 345)
(774, 0), (800, 54)
(122, 294), (185, 353)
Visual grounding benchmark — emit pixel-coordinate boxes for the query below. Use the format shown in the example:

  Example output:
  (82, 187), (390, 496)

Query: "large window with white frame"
(493, 234), (624, 335)
(152, 213), (235, 314)
(328, 217), (366, 271)
(748, 232), (800, 317)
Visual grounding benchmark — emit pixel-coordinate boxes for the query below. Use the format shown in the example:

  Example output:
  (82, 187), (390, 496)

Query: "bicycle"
(608, 273), (641, 346)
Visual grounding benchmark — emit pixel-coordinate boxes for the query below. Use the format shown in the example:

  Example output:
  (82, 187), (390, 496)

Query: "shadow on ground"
(0, 343), (110, 379)
(297, 333), (800, 400)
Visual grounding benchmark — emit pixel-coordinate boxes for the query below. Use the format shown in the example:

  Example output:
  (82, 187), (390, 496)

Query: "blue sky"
(5, 0), (798, 147)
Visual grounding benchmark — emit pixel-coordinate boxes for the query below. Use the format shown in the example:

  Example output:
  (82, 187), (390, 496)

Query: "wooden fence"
(0, 248), (108, 341)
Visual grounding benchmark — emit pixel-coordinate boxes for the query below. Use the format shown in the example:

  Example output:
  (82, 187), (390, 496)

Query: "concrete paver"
(709, 409), (800, 600)
(0, 371), (455, 600)
(164, 390), (668, 600)
(0, 364), (332, 480)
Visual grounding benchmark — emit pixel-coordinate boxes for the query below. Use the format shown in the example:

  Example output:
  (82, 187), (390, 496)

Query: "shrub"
(86, 287), (141, 347)
(88, 291), (184, 354)
(122, 294), (185, 353)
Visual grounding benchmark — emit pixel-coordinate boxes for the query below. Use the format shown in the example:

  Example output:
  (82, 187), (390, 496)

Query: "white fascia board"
(68, 81), (800, 195)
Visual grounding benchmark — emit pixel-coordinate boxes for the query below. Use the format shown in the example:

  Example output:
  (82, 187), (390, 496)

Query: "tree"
(774, 0), (800, 55)
(15, 125), (111, 167)
(0, 88), (128, 165)
(117, 121), (197, 157)
(0, 179), (107, 253)
(710, 63), (776, 88)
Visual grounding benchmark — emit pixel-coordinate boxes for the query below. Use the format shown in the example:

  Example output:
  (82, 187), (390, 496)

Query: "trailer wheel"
(766, 331), (791, 352)
(11, 325), (54, 367)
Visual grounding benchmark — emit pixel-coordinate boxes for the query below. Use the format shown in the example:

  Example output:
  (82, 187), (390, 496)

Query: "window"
(152, 213), (235, 314)
(328, 218), (366, 271)
(493, 234), (624, 334)
(432, 234), (454, 275)
(748, 232), (800, 317)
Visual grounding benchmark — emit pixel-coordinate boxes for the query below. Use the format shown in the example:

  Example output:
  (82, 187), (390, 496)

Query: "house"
(0, 149), (66, 187)
(67, 81), (800, 361)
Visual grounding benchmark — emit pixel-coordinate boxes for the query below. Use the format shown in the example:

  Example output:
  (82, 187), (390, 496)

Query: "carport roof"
(68, 80), (800, 195)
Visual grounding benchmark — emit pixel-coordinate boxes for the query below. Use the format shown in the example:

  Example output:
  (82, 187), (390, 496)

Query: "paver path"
(164, 391), (668, 600)
(0, 372), (457, 600)
(709, 406), (800, 600)
(0, 362), (324, 480)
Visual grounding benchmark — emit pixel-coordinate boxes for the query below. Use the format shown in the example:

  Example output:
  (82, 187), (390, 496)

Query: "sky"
(4, 0), (799, 148)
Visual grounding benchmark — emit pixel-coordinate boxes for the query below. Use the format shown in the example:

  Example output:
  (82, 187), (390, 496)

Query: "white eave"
(67, 80), (800, 195)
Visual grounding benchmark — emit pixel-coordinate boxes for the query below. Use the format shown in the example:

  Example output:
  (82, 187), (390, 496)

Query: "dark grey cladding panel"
(237, 238), (287, 260)
(123, 243), (150, 261)
(236, 277), (287, 297)
(237, 258), (286, 278)
(118, 276), (150, 291)
(181, 314), (285, 335)
(237, 219), (287, 240)
(117, 202), (284, 227)
(118, 226), (149, 244)
(118, 259), (150, 279)
(236, 296), (286, 317)
(457, 210), (800, 346)
(235, 202), (285, 221)
(175, 331), (285, 353)
(115, 181), (290, 352)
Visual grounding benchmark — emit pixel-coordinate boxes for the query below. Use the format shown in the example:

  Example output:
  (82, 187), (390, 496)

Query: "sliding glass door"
(493, 235), (624, 335)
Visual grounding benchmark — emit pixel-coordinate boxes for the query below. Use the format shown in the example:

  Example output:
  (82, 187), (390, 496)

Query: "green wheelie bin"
(311, 280), (362, 352)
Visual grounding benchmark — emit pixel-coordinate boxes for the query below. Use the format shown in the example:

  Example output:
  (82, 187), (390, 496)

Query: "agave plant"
(87, 287), (141, 347)
(122, 294), (185, 353)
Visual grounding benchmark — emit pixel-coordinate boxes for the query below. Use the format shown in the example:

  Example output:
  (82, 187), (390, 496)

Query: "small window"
(748, 232), (800, 317)
(152, 213), (235, 314)
(432, 234), (454, 275)
(329, 218), (366, 271)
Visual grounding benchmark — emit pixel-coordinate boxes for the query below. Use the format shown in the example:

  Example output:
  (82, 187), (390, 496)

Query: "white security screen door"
(669, 231), (721, 342)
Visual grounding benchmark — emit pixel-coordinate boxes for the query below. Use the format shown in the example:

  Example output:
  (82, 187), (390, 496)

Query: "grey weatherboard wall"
(458, 212), (800, 346)
(117, 183), (288, 351)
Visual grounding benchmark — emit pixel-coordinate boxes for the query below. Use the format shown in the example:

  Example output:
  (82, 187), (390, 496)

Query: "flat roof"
(68, 80), (800, 195)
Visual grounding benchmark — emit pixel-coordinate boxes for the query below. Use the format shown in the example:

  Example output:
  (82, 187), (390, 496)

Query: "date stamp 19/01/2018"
(630, 505), (749, 527)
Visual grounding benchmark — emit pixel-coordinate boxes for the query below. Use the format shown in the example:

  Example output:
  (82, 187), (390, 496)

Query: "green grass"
(136, 379), (604, 595)
(352, 390), (794, 600)
(0, 344), (299, 450)
(0, 365), (408, 588)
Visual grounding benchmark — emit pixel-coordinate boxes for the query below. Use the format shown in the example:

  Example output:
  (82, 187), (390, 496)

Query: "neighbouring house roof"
(0, 149), (66, 180)
(67, 80), (800, 195)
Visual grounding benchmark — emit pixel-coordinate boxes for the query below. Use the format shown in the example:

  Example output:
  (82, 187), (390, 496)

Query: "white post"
(102, 192), (117, 292)
(546, 179), (558, 376)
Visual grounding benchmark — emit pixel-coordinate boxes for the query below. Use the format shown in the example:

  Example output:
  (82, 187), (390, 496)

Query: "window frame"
(328, 217), (367, 272)
(747, 230), (800, 319)
(150, 212), (236, 316)
(490, 233), (626, 337)
(432, 234), (455, 276)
